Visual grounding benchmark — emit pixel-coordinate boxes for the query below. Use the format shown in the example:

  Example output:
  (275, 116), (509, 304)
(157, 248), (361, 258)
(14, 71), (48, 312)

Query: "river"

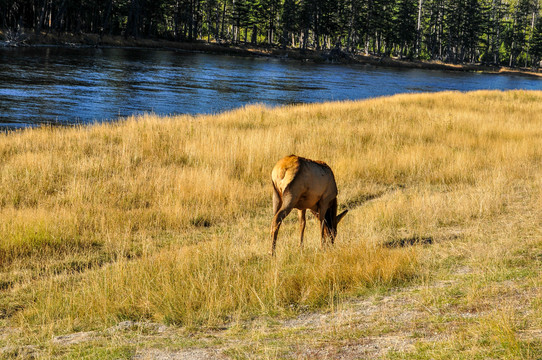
(1, 46), (541, 129)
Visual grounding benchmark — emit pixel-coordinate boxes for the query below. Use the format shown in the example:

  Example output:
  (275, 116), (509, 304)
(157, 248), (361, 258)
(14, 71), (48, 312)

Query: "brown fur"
(270, 155), (348, 255)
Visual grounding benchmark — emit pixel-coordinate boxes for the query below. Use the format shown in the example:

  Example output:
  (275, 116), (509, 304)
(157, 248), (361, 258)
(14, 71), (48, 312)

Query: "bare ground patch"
(133, 348), (229, 360)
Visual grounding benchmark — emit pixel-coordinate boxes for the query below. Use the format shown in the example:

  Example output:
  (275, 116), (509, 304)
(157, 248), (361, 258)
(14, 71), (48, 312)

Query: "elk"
(270, 155), (348, 256)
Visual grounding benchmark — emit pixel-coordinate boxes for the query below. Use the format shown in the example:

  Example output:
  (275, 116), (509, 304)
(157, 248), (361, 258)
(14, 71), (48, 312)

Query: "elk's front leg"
(298, 209), (306, 249)
(317, 203), (330, 248)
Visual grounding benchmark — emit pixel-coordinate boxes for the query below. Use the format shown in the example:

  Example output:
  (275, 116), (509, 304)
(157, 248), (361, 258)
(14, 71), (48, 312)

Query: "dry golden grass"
(1, 90), (542, 358)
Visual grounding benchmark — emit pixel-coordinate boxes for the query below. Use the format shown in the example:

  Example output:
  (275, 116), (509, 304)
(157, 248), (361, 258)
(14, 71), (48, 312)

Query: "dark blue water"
(1, 47), (541, 129)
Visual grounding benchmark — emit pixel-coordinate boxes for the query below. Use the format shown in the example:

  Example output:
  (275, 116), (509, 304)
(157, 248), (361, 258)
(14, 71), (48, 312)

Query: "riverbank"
(1, 91), (541, 358)
(2, 30), (541, 78)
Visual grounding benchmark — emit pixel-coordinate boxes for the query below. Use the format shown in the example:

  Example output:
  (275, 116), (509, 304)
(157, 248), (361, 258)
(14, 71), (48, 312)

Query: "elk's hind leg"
(272, 183), (282, 216)
(271, 191), (297, 256)
(271, 205), (292, 256)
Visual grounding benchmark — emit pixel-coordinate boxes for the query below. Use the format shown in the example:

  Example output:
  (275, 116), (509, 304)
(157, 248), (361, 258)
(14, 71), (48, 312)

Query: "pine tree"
(394, 0), (418, 57)
(422, 0), (446, 60)
(505, 0), (533, 67)
(280, 0), (298, 47)
(529, 16), (542, 67)
(459, 0), (483, 63)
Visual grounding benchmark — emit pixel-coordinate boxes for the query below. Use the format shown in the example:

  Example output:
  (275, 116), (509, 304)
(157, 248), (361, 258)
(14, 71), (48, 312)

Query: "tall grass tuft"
(22, 233), (417, 329)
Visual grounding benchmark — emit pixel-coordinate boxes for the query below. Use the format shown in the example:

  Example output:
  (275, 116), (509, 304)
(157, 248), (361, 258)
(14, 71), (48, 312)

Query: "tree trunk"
(127, 0), (140, 38)
(220, 1), (226, 40)
(346, 3), (354, 52)
(52, 0), (67, 32)
(282, 25), (288, 48)
(416, 0), (423, 56)
(268, 12), (274, 45)
(215, 3), (220, 41)
(35, 0), (47, 35)
(102, 0), (113, 36)
(195, 0), (201, 39)
(526, 10), (537, 67)
(251, 24), (257, 44)
(509, 17), (516, 67)
(494, 2), (501, 64)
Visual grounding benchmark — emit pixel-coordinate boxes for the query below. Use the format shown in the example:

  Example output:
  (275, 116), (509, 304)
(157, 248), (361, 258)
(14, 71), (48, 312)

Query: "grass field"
(1, 90), (541, 359)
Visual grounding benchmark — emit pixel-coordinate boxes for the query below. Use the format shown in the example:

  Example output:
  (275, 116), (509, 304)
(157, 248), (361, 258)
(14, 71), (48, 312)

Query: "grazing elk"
(270, 155), (348, 256)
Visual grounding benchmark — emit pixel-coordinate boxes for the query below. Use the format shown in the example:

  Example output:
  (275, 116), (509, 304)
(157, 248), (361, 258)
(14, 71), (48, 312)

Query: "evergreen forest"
(2, 0), (542, 68)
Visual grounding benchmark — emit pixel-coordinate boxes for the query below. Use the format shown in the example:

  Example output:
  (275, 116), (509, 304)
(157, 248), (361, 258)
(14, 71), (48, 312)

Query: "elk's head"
(324, 209), (348, 243)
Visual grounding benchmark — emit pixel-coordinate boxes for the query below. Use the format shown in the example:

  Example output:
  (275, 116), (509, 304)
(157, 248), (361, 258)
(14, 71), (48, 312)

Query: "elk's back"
(272, 155), (337, 210)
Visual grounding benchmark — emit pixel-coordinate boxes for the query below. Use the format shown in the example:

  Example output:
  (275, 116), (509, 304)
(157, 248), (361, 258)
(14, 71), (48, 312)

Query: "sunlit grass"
(21, 235), (417, 331)
(1, 90), (542, 357)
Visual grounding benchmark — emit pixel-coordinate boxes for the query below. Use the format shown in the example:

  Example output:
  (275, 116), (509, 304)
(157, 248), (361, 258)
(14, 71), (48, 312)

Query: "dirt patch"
(518, 329), (542, 342)
(0, 326), (19, 340)
(279, 293), (428, 358)
(133, 348), (228, 360)
(52, 331), (98, 345)
(0, 345), (39, 359)
(107, 320), (168, 334)
(49, 321), (171, 348)
(294, 336), (416, 359)
(282, 299), (381, 329)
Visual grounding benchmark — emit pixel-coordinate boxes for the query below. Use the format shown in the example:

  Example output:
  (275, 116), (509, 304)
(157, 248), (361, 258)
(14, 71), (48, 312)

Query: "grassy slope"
(0, 90), (541, 359)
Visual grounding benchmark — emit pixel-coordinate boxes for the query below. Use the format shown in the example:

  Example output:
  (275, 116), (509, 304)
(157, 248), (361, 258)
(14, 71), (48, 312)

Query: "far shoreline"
(2, 31), (542, 79)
